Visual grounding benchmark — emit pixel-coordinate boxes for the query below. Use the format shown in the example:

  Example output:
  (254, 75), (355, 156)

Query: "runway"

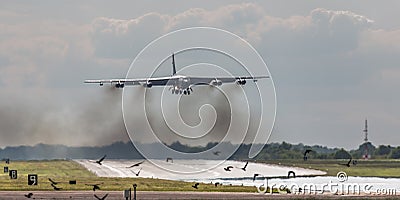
(75, 159), (325, 186)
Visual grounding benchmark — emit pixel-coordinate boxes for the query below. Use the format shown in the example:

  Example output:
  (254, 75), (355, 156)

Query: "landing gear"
(236, 79), (246, 85)
(169, 87), (192, 95)
(115, 83), (124, 88)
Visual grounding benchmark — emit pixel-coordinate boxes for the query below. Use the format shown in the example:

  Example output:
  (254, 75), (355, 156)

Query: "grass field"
(0, 160), (256, 192)
(261, 159), (400, 177)
(2, 159), (400, 191)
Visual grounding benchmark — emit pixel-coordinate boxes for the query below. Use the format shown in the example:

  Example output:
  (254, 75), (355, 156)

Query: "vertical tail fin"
(172, 53), (177, 75)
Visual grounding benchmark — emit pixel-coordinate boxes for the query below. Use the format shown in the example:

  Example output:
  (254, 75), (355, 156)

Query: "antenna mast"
(363, 119), (369, 159)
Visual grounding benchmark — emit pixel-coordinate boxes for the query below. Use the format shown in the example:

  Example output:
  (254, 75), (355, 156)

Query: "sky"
(0, 1), (399, 150)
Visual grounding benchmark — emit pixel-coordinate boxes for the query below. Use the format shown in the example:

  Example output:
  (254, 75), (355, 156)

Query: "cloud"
(0, 19), (93, 88)
(91, 5), (375, 60)
(250, 8), (374, 57)
(168, 3), (265, 32)
(91, 13), (169, 58)
(91, 3), (266, 59)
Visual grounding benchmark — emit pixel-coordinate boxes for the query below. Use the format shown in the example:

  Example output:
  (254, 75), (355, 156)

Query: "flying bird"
(287, 170), (296, 178)
(213, 151), (221, 156)
(192, 182), (199, 189)
(51, 183), (62, 191)
(132, 168), (142, 176)
(95, 155), (106, 165)
(339, 158), (352, 167)
(224, 166), (234, 171)
(24, 193), (33, 198)
(126, 160), (145, 168)
(48, 178), (59, 185)
(166, 157), (173, 163)
(303, 149), (313, 161)
(86, 183), (103, 191)
(94, 193), (109, 200)
(241, 161), (249, 171)
(253, 173), (260, 181)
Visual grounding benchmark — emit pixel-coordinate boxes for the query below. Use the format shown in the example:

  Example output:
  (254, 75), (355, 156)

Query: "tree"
(334, 148), (352, 159)
(280, 142), (292, 150)
(389, 147), (400, 159)
(376, 145), (392, 156)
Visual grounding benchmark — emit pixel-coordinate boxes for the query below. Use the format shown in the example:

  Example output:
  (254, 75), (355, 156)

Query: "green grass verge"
(3, 159), (399, 191)
(260, 159), (400, 177)
(0, 160), (256, 192)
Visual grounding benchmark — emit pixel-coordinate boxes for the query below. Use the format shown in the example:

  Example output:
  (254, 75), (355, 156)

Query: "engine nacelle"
(143, 82), (153, 88)
(236, 79), (246, 85)
(210, 79), (222, 86)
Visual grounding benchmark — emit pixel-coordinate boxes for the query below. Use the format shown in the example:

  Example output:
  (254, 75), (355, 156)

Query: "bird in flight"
(94, 155), (106, 165)
(24, 192), (33, 198)
(132, 168), (142, 176)
(86, 183), (103, 191)
(224, 166), (234, 171)
(85, 53), (269, 95)
(48, 178), (59, 185)
(192, 182), (200, 189)
(240, 161), (249, 171)
(126, 160), (145, 168)
(94, 193), (109, 200)
(287, 170), (296, 178)
(253, 173), (260, 182)
(339, 158), (352, 167)
(51, 183), (62, 191)
(303, 149), (313, 161)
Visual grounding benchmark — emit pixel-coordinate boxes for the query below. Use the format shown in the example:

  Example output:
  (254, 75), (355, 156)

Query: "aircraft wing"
(85, 75), (269, 87)
(189, 75), (269, 85)
(84, 76), (178, 86)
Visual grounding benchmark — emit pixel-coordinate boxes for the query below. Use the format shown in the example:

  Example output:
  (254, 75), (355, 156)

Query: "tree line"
(1, 141), (400, 160)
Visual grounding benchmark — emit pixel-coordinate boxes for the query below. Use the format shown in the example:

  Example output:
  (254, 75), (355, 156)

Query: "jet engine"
(143, 82), (153, 88)
(210, 79), (222, 86)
